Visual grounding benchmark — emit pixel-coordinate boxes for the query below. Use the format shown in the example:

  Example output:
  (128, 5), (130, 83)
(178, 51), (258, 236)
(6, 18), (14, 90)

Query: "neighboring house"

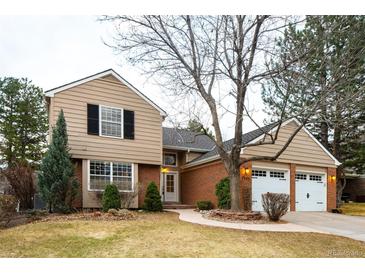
(45, 69), (341, 212)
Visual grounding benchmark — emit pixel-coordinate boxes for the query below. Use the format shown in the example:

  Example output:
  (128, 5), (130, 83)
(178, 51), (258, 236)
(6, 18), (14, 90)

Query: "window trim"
(99, 105), (124, 139)
(87, 160), (134, 192)
(163, 152), (178, 167)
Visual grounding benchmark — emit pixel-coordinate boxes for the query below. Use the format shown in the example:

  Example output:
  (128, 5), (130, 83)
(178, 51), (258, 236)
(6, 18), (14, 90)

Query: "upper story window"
(100, 106), (122, 138)
(163, 153), (177, 166)
(87, 104), (135, 139)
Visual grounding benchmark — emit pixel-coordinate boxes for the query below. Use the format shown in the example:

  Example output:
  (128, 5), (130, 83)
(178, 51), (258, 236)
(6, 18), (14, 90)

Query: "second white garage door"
(252, 168), (290, 211)
(295, 172), (327, 211)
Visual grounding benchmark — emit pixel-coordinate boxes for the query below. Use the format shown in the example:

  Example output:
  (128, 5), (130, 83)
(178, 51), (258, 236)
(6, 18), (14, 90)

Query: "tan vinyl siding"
(296, 165), (327, 174)
(49, 77), (162, 165)
(186, 152), (204, 163)
(252, 161), (289, 170)
(243, 121), (336, 168)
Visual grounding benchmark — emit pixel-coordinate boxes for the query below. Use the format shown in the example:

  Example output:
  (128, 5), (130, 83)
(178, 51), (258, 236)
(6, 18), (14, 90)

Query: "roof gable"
(45, 69), (166, 116)
(244, 118), (341, 166)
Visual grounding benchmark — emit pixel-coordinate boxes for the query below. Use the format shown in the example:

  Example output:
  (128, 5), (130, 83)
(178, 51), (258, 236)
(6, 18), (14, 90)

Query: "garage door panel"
(295, 172), (327, 211)
(252, 168), (290, 212)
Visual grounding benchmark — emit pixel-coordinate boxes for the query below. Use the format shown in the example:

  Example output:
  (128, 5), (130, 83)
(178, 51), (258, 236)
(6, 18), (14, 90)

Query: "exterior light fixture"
(331, 175), (336, 182)
(161, 167), (169, 173)
(240, 167), (250, 176)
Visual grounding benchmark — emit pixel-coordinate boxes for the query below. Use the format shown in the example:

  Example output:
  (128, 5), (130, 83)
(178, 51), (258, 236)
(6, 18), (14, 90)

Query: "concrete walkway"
(167, 209), (325, 233)
(282, 212), (365, 242)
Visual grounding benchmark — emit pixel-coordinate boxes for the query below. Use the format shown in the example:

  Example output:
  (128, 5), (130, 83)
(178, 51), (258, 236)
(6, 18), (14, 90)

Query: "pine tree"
(143, 182), (162, 211)
(262, 16), (365, 204)
(187, 118), (214, 138)
(38, 110), (78, 213)
(0, 77), (48, 167)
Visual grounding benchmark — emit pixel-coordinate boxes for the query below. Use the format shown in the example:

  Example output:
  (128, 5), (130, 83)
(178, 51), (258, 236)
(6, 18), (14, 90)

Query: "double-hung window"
(89, 160), (133, 192)
(100, 106), (122, 138)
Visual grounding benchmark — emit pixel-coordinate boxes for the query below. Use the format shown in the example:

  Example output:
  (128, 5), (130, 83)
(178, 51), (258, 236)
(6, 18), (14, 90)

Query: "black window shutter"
(124, 110), (135, 139)
(87, 104), (99, 135)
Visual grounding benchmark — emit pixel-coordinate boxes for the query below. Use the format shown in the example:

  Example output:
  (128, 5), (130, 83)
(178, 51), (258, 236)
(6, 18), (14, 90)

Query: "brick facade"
(289, 164), (296, 211)
(181, 161), (228, 207)
(240, 161), (252, 211)
(138, 164), (161, 208)
(327, 167), (337, 211)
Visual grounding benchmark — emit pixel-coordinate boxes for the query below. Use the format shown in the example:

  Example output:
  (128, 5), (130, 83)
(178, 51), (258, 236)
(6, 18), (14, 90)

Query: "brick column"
(327, 167), (337, 211)
(240, 161), (252, 211)
(289, 163), (296, 211)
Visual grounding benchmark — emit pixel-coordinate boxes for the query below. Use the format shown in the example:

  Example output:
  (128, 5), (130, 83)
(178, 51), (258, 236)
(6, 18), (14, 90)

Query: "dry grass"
(341, 203), (365, 216)
(0, 211), (365, 258)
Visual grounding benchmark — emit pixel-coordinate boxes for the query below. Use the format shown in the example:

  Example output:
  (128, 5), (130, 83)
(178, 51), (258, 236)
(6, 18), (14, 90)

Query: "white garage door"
(295, 172), (327, 211)
(252, 168), (290, 212)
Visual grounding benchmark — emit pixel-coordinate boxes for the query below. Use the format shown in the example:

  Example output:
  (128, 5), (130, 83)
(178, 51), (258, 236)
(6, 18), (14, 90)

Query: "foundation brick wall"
(240, 161), (252, 211)
(181, 161), (228, 207)
(138, 164), (161, 208)
(290, 163), (296, 211)
(327, 167), (337, 211)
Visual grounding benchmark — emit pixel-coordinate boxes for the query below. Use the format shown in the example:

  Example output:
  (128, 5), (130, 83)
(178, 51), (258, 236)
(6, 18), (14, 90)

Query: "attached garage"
(182, 117), (340, 212)
(295, 172), (327, 211)
(252, 168), (290, 211)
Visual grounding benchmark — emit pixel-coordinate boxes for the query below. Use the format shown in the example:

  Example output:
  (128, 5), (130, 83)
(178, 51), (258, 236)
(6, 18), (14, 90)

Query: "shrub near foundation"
(0, 195), (17, 227)
(143, 182), (162, 211)
(215, 177), (231, 209)
(102, 185), (121, 212)
(197, 200), (213, 210)
(262, 192), (290, 221)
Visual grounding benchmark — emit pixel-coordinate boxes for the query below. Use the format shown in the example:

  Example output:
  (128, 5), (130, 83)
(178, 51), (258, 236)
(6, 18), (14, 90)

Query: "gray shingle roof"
(163, 127), (216, 151)
(189, 121), (280, 163)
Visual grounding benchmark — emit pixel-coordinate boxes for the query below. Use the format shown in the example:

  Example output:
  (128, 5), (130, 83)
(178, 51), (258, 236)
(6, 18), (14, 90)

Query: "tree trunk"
(229, 166), (241, 211)
(336, 167), (346, 207)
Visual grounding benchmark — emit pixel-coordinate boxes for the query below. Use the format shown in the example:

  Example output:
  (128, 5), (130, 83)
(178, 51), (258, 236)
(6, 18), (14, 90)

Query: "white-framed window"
(270, 171), (285, 178)
(163, 152), (177, 166)
(295, 173), (307, 180)
(309, 175), (322, 182)
(100, 105), (123, 138)
(88, 160), (133, 192)
(252, 170), (267, 177)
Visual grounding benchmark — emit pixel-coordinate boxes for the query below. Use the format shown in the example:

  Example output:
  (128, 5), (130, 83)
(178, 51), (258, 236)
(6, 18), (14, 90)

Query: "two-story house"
(46, 69), (341, 212)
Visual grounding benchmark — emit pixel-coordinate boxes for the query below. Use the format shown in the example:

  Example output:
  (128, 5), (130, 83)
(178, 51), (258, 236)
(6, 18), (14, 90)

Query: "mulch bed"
(37, 210), (138, 223)
(1, 209), (139, 229)
(201, 209), (286, 224)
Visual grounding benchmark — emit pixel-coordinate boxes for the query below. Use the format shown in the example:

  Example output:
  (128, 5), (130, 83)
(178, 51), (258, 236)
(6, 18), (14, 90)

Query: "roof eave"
(163, 145), (213, 153)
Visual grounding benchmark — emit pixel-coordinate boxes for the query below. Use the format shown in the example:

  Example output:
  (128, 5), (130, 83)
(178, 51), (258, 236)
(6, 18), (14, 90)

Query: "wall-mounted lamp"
(161, 167), (169, 173)
(330, 175), (336, 182)
(240, 167), (250, 176)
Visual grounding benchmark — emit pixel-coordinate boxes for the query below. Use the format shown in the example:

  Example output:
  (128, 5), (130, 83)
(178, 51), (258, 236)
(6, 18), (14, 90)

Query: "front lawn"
(0, 211), (364, 258)
(341, 203), (365, 216)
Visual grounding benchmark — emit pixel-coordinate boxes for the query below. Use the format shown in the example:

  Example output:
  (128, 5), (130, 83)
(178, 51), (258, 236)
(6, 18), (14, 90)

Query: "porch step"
(163, 203), (196, 209)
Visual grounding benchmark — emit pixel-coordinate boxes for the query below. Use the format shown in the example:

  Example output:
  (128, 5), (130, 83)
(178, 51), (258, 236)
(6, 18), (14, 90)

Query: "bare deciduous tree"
(100, 15), (346, 211)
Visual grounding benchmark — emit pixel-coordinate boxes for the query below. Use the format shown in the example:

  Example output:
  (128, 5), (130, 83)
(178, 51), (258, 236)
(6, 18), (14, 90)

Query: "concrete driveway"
(282, 212), (365, 242)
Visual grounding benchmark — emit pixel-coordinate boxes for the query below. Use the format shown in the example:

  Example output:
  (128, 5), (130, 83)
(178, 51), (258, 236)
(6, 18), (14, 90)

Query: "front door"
(164, 173), (178, 202)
